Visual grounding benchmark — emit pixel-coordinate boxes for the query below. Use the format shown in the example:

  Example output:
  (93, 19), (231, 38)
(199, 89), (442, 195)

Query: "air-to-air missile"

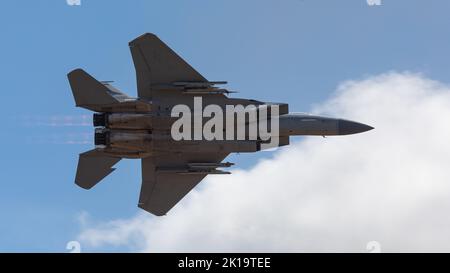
(68, 33), (373, 216)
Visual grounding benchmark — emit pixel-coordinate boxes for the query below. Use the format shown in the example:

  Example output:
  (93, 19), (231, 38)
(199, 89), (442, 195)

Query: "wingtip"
(129, 33), (159, 46)
(75, 180), (94, 190)
(67, 68), (84, 77)
(138, 203), (167, 216)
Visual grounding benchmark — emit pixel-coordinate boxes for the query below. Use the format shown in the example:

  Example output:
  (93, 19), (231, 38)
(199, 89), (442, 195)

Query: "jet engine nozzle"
(94, 128), (109, 148)
(93, 113), (107, 127)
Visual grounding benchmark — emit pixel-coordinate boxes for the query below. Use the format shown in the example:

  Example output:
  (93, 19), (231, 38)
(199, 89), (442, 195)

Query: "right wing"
(129, 33), (207, 100)
(139, 152), (229, 216)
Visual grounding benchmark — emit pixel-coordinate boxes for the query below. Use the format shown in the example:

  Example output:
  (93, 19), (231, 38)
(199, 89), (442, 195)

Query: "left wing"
(139, 152), (229, 216)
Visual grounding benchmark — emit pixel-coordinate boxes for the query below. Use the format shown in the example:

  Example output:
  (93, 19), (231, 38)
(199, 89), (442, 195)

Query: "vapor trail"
(18, 115), (92, 127)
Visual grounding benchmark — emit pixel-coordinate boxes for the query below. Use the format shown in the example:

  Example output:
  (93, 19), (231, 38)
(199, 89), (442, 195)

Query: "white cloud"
(77, 72), (450, 252)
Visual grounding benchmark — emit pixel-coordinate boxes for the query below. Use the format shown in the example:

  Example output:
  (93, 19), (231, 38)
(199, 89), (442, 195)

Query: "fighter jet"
(68, 33), (373, 216)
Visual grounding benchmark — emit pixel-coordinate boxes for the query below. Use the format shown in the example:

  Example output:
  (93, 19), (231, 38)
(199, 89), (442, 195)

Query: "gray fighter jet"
(68, 33), (373, 216)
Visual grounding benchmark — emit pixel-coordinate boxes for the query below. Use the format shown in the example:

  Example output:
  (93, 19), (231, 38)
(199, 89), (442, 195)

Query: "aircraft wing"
(139, 152), (229, 216)
(129, 33), (207, 100)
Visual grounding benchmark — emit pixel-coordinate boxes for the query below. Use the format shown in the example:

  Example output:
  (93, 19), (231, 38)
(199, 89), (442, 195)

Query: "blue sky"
(1, 0), (450, 252)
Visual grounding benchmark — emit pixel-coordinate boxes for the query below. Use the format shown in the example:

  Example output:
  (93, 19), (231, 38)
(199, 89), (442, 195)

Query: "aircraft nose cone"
(338, 119), (374, 135)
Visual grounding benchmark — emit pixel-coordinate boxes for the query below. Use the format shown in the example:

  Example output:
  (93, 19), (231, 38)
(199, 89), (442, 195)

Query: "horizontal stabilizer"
(75, 149), (121, 189)
(68, 69), (124, 111)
